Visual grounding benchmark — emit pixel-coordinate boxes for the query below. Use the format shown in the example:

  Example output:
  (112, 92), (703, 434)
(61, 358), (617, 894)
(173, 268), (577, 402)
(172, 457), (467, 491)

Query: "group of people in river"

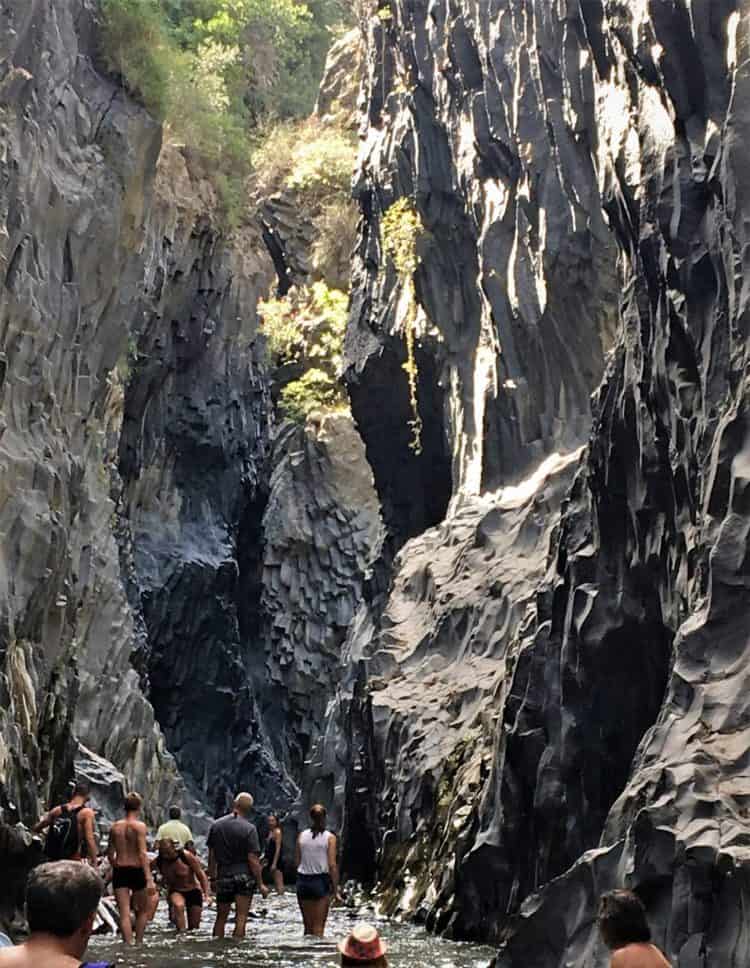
(0, 781), (672, 968)
(18, 782), (341, 946)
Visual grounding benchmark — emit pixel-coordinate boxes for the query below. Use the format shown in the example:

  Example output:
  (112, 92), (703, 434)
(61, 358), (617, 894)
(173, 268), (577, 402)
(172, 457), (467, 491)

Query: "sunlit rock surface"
(0, 0), (188, 819)
(0, 0), (286, 825)
(342, 0), (750, 964)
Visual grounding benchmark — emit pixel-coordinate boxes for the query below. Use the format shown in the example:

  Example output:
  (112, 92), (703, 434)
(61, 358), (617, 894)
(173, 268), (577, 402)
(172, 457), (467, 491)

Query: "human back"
(611, 944), (671, 968)
(109, 814), (146, 867)
(208, 810), (260, 875)
(156, 805), (193, 848)
(298, 826), (332, 874)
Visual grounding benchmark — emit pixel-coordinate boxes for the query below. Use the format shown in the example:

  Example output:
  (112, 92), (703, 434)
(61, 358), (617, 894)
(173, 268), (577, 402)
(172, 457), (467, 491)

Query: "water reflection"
(88, 892), (494, 968)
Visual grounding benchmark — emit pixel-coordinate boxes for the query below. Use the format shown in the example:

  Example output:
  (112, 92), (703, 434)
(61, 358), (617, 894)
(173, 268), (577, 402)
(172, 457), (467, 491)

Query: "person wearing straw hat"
(338, 923), (388, 967)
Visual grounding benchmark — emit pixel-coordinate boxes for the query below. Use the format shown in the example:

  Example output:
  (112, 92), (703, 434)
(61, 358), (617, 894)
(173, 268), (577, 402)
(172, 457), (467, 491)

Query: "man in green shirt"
(155, 806), (194, 850)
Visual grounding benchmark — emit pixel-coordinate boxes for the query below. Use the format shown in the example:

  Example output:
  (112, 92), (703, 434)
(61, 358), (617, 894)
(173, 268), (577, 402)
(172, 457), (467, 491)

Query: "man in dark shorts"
(155, 840), (209, 931)
(107, 792), (156, 944)
(207, 792), (269, 939)
(0, 860), (112, 968)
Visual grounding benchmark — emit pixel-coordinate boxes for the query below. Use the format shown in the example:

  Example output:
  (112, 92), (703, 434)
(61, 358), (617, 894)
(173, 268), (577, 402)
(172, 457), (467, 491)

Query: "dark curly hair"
(598, 890), (652, 949)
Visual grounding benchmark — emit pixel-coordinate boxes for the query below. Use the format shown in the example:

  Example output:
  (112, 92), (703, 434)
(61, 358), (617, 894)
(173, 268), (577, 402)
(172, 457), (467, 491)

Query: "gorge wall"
(337, 1), (750, 966)
(2, 0), (750, 965)
(0, 0), (376, 857)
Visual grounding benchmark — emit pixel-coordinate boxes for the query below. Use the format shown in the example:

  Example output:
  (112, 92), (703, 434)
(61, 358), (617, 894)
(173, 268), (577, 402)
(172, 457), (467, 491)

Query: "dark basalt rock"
(342, 0), (750, 963)
(0, 0), (188, 816)
(257, 413), (382, 797)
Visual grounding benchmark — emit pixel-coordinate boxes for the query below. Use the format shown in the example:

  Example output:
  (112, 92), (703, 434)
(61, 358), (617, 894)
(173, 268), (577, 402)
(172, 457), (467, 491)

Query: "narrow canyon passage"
(2, 0), (750, 966)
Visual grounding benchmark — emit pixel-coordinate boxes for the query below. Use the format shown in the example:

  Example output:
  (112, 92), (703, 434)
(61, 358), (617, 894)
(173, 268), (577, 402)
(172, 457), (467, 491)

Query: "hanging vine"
(381, 197), (425, 455)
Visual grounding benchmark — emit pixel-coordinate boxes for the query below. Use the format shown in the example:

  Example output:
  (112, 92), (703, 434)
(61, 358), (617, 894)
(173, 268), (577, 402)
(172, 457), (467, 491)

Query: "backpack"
(45, 804), (84, 860)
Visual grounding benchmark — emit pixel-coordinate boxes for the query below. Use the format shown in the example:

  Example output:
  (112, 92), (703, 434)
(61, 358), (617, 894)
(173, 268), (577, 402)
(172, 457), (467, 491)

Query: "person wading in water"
(296, 804), (340, 936)
(154, 840), (209, 932)
(155, 805), (194, 851)
(598, 890), (671, 967)
(263, 813), (284, 895)
(207, 792), (269, 940)
(106, 792), (156, 945)
(0, 861), (113, 968)
(33, 782), (98, 865)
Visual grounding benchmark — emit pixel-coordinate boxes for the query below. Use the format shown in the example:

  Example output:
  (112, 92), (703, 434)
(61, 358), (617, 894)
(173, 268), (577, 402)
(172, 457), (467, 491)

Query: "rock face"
(259, 412), (382, 796)
(0, 0), (183, 820)
(342, 0), (750, 964)
(0, 0), (283, 830)
(0, 0), (381, 868)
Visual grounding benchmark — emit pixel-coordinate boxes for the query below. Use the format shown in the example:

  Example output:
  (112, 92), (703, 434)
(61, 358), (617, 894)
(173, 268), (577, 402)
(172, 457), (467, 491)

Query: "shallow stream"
(87, 892), (495, 968)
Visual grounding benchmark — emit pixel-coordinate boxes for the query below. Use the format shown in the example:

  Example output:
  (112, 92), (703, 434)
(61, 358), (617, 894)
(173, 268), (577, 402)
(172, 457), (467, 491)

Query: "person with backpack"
(33, 782), (98, 866)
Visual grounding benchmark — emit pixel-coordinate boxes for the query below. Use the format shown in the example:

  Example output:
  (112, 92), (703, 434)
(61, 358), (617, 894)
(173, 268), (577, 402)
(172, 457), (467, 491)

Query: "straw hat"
(338, 922), (387, 962)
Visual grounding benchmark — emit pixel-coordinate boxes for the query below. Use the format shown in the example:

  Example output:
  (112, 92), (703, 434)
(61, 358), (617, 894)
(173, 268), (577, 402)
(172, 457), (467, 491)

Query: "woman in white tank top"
(296, 804), (340, 936)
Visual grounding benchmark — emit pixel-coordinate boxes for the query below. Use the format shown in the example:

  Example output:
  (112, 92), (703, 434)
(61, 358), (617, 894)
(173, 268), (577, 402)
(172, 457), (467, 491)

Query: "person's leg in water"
(146, 885), (160, 924)
(187, 899), (203, 931)
(234, 893), (252, 939)
(133, 888), (150, 944)
(308, 896), (329, 937)
(114, 887), (134, 945)
(170, 892), (187, 932)
(298, 895), (312, 934)
(213, 901), (231, 939)
(272, 867), (284, 895)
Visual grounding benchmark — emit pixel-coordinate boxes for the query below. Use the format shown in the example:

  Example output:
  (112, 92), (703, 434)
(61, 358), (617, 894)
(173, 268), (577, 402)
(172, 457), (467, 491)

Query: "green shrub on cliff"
(381, 198), (425, 455)
(99, 0), (173, 118)
(260, 281), (348, 422)
(279, 368), (344, 422)
(251, 120), (356, 200)
(98, 0), (354, 224)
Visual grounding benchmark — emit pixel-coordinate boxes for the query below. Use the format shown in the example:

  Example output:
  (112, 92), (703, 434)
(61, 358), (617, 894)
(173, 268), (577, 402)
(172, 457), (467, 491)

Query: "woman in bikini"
(263, 814), (285, 895)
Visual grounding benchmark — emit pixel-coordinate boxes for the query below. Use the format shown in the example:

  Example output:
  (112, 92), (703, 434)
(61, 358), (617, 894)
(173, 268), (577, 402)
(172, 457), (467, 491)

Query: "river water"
(87, 892), (495, 968)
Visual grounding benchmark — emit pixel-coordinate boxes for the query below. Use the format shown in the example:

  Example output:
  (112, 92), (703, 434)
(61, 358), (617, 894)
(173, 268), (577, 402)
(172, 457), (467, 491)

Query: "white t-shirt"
(297, 828), (332, 875)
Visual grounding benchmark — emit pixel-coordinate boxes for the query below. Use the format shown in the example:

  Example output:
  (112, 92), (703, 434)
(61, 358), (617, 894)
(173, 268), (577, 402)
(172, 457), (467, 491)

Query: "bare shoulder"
(611, 945), (671, 968)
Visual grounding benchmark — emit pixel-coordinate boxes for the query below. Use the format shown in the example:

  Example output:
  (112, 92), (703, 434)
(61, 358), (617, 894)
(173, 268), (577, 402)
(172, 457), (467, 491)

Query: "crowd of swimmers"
(0, 781), (673, 967)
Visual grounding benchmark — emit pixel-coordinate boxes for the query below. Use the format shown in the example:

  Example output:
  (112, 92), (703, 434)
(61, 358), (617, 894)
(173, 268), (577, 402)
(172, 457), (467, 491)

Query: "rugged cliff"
(0, 0), (378, 856)
(342, 0), (750, 964)
(0, 0), (293, 831)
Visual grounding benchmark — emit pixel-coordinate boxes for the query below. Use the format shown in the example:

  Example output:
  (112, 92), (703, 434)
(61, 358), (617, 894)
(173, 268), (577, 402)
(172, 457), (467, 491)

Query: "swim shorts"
(216, 873), (255, 904)
(296, 873), (332, 900)
(175, 888), (203, 908)
(112, 866), (147, 891)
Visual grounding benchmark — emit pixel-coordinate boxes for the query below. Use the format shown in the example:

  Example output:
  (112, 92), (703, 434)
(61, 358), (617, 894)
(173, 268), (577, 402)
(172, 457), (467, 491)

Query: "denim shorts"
(296, 873), (332, 900)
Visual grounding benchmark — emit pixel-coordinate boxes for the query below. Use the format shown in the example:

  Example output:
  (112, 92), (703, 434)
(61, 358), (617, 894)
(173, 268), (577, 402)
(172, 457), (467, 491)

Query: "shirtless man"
(598, 890), (671, 968)
(0, 861), (112, 968)
(107, 792), (156, 945)
(33, 781), (98, 865)
(155, 840), (209, 931)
